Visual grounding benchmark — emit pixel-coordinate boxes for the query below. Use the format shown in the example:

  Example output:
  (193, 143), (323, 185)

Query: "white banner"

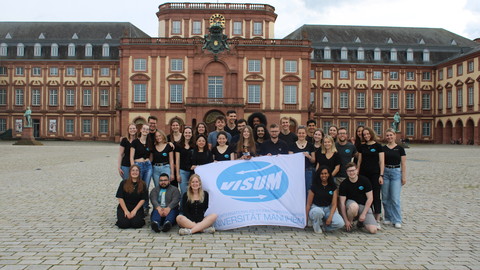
(195, 153), (306, 230)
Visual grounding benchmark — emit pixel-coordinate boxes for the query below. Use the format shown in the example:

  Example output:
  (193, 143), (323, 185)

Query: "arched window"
(17, 43), (24, 56)
(357, 47), (364, 60)
(324, 47), (331, 60)
(34, 43), (41, 56)
(341, 47), (348, 60)
(85, 43), (92, 57)
(102, 43), (109, 57)
(406, 48), (413, 62)
(390, 48), (397, 61)
(423, 49), (430, 62)
(0, 43), (7, 56)
(51, 43), (58, 57)
(374, 48), (381, 61)
(68, 43), (76, 57)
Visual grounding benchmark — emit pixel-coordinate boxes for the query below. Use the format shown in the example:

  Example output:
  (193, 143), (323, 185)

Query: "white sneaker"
(203, 226), (215, 234)
(394, 223), (402, 229)
(376, 224), (382, 230)
(383, 220), (391, 225)
(179, 228), (192, 235)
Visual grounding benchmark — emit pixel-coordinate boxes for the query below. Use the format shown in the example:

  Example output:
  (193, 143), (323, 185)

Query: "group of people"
(115, 110), (407, 235)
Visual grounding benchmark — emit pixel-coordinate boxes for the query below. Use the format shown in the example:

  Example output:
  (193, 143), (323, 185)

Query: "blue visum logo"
(216, 161), (289, 202)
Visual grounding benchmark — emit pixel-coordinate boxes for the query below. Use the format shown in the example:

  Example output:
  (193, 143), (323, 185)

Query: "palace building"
(1, 2), (479, 144)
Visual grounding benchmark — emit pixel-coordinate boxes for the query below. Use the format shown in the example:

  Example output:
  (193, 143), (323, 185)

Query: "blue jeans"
(151, 207), (179, 226)
(120, 166), (130, 180)
(305, 167), (314, 200)
(134, 160), (153, 209)
(178, 169), (191, 199)
(309, 204), (345, 232)
(382, 167), (402, 224)
(152, 164), (171, 189)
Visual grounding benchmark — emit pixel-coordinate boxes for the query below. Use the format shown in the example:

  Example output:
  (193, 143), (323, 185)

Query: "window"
(50, 67), (58, 76)
(438, 92), (443, 110)
(170, 84), (183, 103)
(0, 119), (6, 132)
(85, 43), (92, 57)
(65, 119), (74, 133)
(406, 48), (413, 62)
(66, 67), (75, 76)
(100, 90), (109, 106)
(100, 67), (110, 76)
(406, 122), (414, 136)
(0, 89), (6, 105)
(82, 119), (91, 133)
(438, 70), (443, 80)
(423, 49), (430, 62)
(170, 59), (183, 71)
(51, 43), (58, 57)
(172, 21), (181, 34)
(374, 48), (381, 61)
(340, 92), (348, 109)
(133, 59), (146, 71)
(32, 67), (41, 76)
(192, 21), (202, 34)
(310, 92), (315, 104)
(389, 71), (398, 80)
(68, 43), (75, 57)
(457, 64), (463, 76)
(284, 60), (297, 73)
(83, 67), (93, 76)
(284, 85), (297, 104)
(341, 47), (348, 60)
(134, 84), (146, 102)
(324, 47), (331, 60)
(34, 43), (41, 56)
(323, 92), (331, 108)
(233, 22), (242, 35)
(15, 89), (24, 105)
(248, 85), (261, 104)
(373, 122), (382, 136)
(339, 70), (348, 79)
(390, 48), (397, 61)
(468, 61), (474, 73)
(208, 76), (224, 98)
(356, 92), (365, 109)
(422, 94), (431, 110)
(390, 93), (398, 109)
(357, 47), (364, 60)
(357, 121), (365, 127)
(406, 93), (415, 109)
(323, 121), (331, 134)
(17, 43), (24, 56)
(447, 67), (453, 78)
(310, 69), (315, 79)
(248, 60), (261, 72)
(457, 88), (463, 107)
(0, 43), (7, 56)
(66, 89), (75, 106)
(83, 89), (92, 106)
(373, 71), (382, 80)
(422, 71), (431, 81)
(373, 93), (382, 109)
(468, 86), (474, 106)
(49, 89), (58, 106)
(340, 121), (349, 131)
(322, 69), (332, 79)
(32, 89), (41, 106)
(422, 123), (431, 136)
(99, 119), (108, 133)
(406, 72), (415, 80)
(447, 90), (452, 108)
(102, 44), (109, 57)
(356, 70), (365, 79)
(253, 22), (263, 35)
(0, 67), (7, 75)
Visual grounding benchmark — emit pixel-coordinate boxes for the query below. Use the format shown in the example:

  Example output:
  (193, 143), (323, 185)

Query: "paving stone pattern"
(0, 142), (479, 269)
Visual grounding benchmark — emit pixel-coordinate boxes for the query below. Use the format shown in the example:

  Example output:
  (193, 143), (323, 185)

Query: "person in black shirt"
(147, 116), (158, 150)
(224, 110), (238, 138)
(118, 123), (137, 180)
(151, 130), (175, 188)
(176, 127), (194, 198)
(289, 126), (315, 198)
(236, 125), (258, 160)
(339, 162), (377, 234)
(306, 166), (345, 233)
(253, 124), (269, 155)
(194, 122), (208, 140)
(315, 135), (341, 176)
(130, 124), (153, 212)
(176, 174), (218, 235)
(279, 117), (298, 146)
(212, 131), (236, 161)
(306, 120), (317, 144)
(191, 134), (214, 170)
(115, 165), (148, 229)
(382, 128), (407, 229)
(260, 124), (289, 156)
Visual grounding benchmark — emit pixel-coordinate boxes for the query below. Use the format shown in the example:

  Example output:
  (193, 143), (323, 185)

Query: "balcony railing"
(159, 3), (275, 12)
(186, 97), (244, 107)
(121, 38), (310, 47)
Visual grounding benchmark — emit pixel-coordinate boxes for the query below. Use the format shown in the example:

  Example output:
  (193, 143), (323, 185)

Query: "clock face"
(209, 14), (225, 27)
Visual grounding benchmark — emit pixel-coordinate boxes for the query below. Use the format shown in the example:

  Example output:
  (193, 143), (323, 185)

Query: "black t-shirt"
(279, 132), (298, 147)
(131, 138), (151, 160)
(383, 145), (406, 166)
(225, 125), (239, 138)
(335, 142), (357, 177)
(180, 191), (209, 223)
(260, 139), (289, 155)
(116, 180), (148, 210)
(120, 138), (133, 167)
(191, 149), (214, 166)
(152, 143), (174, 164)
(339, 175), (372, 205)
(315, 151), (341, 173)
(289, 141), (315, 168)
(212, 145), (236, 161)
(311, 182), (337, 207)
(176, 145), (193, 171)
(359, 142), (384, 174)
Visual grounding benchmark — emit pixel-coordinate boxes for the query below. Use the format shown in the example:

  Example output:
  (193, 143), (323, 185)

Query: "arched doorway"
(435, 120), (443, 144)
(455, 119), (463, 144)
(445, 120), (453, 144)
(465, 119), (474, 145)
(204, 110), (225, 132)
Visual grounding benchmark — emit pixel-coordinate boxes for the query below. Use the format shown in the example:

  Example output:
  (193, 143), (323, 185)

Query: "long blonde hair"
(236, 125), (256, 154)
(321, 135), (338, 154)
(124, 123), (137, 140)
(187, 174), (205, 203)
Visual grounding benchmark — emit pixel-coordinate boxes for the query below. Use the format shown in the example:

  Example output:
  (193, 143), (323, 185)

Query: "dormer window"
(390, 48), (397, 61)
(34, 43), (42, 56)
(341, 47), (348, 60)
(357, 47), (364, 60)
(85, 43), (92, 57)
(374, 48), (381, 61)
(68, 43), (75, 56)
(324, 47), (331, 60)
(406, 48), (414, 62)
(17, 43), (24, 56)
(51, 43), (58, 57)
(102, 43), (109, 57)
(423, 49), (430, 62)
(0, 43), (7, 56)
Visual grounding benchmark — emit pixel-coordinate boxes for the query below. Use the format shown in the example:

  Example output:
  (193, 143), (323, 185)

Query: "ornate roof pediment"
(421, 85), (433, 91)
(454, 80), (463, 87)
(321, 83), (334, 89)
(387, 84), (400, 90)
(338, 83), (351, 90)
(29, 80), (43, 87)
(404, 84), (417, 91)
(80, 80), (94, 87)
(64, 80), (77, 87)
(436, 84), (443, 90)
(444, 82), (453, 88)
(354, 83), (368, 90)
(167, 74), (187, 81)
(13, 80), (26, 86)
(465, 77), (475, 84)
(98, 80), (112, 87)
(371, 83), (384, 90)
(281, 75), (301, 82)
(0, 79), (9, 86)
(244, 74), (264, 82)
(130, 73), (150, 81)
(46, 80), (60, 86)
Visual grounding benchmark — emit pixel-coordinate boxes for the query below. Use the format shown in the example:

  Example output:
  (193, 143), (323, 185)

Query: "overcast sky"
(2, 0), (479, 40)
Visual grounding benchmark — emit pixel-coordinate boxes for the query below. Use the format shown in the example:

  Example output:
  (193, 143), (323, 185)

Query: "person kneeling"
(176, 174), (217, 235)
(306, 166), (345, 233)
(150, 173), (180, 232)
(339, 162), (378, 234)
(115, 165), (148, 229)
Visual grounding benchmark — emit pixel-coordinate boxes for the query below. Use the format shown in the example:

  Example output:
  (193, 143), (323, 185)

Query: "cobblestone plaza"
(0, 142), (479, 269)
